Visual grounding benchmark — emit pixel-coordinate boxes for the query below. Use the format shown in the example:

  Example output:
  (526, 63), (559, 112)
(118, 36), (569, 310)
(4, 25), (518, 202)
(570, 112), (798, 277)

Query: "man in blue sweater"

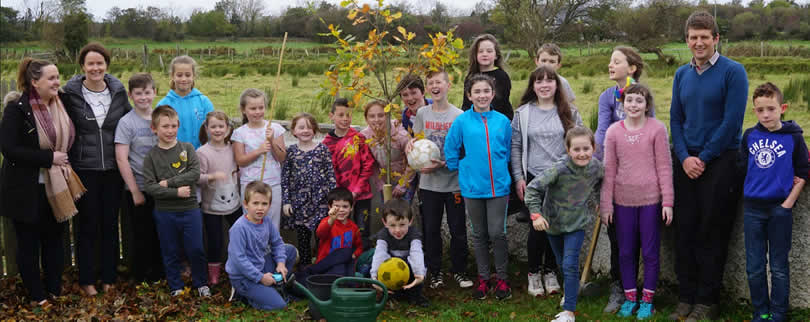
(668, 11), (749, 322)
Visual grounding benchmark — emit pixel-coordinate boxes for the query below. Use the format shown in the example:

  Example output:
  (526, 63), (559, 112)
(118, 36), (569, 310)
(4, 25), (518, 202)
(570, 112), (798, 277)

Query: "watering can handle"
(333, 277), (389, 309)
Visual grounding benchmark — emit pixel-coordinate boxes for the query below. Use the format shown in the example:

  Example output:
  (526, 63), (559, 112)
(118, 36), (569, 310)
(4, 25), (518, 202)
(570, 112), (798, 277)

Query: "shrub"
(582, 80), (593, 94)
(292, 75), (300, 87)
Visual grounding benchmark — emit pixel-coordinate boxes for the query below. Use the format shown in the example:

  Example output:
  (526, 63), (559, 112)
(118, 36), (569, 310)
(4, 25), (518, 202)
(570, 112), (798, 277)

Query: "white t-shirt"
(82, 85), (112, 127)
(231, 120), (286, 186)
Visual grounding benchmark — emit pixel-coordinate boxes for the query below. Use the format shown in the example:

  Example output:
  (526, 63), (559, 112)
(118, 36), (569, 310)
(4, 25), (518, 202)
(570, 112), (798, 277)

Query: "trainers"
(560, 293), (565, 307)
(453, 273), (474, 288)
(527, 272), (545, 297)
(753, 313), (773, 322)
(636, 302), (655, 320)
(685, 304), (717, 322)
(430, 274), (445, 289)
(543, 272), (561, 295)
(494, 279), (512, 300)
(197, 286), (211, 297)
(617, 300), (638, 317)
(408, 293), (430, 307)
(551, 311), (575, 322)
(473, 277), (488, 300)
(228, 287), (237, 302)
(170, 289), (183, 297)
(667, 302), (692, 321)
(603, 282), (624, 313)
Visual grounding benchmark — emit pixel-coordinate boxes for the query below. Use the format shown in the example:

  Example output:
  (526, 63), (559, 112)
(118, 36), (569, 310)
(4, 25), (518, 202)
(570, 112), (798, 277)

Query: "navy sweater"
(739, 121), (810, 203)
(670, 55), (749, 163)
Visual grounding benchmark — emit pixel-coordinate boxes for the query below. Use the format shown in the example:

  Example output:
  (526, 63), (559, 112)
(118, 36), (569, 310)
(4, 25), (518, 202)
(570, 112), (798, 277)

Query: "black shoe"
(408, 293), (430, 307)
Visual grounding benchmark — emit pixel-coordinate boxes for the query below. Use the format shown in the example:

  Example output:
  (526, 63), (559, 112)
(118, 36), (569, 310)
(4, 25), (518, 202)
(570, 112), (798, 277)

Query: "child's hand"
(177, 186), (191, 198)
(532, 214), (549, 231)
(392, 186), (406, 198)
(327, 205), (338, 224)
(403, 275), (424, 290)
(275, 263), (288, 282)
(260, 272), (276, 286)
(405, 139), (416, 154)
(159, 180), (168, 187)
(420, 159), (446, 174)
(515, 179), (526, 201)
(601, 210), (613, 225)
(662, 206), (673, 226)
(257, 141), (272, 154)
(211, 171), (227, 181)
(131, 190), (146, 206)
(266, 127), (275, 141)
(282, 204), (293, 217)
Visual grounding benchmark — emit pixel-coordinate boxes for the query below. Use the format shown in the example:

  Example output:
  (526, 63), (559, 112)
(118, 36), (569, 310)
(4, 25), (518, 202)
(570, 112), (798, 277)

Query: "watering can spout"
(294, 281), (329, 309)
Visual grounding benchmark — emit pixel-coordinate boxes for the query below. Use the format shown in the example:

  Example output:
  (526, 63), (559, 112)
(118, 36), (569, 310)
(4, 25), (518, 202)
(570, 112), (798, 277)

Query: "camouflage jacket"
(524, 156), (603, 235)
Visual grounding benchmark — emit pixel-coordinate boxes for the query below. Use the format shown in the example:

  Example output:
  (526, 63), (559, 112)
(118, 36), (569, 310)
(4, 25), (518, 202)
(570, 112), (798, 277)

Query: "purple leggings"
(614, 203), (661, 291)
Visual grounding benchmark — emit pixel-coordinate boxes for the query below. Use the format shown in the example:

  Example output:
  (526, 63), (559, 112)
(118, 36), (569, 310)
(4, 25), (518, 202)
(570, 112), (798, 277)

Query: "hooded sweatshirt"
(157, 88), (214, 149)
(444, 108), (512, 198)
(739, 120), (809, 203)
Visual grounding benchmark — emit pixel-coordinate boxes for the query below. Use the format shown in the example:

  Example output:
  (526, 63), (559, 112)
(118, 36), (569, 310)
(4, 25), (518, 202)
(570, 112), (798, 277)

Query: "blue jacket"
(670, 55), (748, 163)
(739, 121), (809, 203)
(445, 108), (511, 198)
(157, 88), (214, 149)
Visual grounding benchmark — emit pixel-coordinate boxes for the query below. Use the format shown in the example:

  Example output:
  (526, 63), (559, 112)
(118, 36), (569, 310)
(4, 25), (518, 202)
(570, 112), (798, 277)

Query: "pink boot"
(208, 263), (222, 285)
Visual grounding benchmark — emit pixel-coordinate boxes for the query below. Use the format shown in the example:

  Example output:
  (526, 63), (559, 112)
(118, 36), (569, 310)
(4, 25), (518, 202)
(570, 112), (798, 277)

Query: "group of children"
(106, 31), (806, 322)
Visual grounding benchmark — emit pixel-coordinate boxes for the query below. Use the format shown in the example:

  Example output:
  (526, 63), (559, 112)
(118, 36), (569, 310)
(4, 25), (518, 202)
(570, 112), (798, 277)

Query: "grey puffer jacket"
(61, 73), (131, 171)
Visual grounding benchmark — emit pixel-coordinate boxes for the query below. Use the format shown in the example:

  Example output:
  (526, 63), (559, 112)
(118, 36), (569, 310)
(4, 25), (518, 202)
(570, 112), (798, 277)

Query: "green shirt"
(143, 141), (200, 212)
(524, 156), (603, 235)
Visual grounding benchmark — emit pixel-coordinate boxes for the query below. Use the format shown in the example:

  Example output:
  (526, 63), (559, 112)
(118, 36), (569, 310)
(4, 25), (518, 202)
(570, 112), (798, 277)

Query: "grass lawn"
(1, 38), (329, 53)
(4, 258), (810, 320)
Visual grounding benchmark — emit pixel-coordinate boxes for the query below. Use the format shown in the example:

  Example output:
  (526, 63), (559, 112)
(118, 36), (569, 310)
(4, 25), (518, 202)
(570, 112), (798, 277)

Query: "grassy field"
(1, 38), (329, 53)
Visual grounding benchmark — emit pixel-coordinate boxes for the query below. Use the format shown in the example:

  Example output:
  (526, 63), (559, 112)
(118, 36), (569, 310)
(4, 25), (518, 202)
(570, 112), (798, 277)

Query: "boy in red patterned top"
(322, 98), (375, 250)
(299, 188), (363, 281)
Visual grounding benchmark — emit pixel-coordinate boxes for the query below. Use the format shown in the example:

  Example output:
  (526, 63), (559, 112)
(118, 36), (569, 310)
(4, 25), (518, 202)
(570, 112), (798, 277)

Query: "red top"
(322, 128), (375, 201)
(314, 216), (363, 262)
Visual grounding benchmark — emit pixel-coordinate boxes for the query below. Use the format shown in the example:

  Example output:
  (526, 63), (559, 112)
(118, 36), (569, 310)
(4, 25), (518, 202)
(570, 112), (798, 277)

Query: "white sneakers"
(551, 311), (575, 322)
(528, 272), (545, 296)
(544, 272), (561, 294)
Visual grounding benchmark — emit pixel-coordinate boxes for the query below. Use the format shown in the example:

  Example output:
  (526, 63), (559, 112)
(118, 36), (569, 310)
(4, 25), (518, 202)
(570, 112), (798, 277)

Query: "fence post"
(761, 41), (764, 57)
(143, 44), (148, 69)
(176, 44), (180, 56)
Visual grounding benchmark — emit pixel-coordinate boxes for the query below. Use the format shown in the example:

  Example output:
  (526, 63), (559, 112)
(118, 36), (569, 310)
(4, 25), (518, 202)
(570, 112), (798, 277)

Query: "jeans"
(420, 189), (468, 275)
(547, 230), (585, 312)
(744, 202), (792, 322)
(231, 244), (298, 311)
(153, 208), (208, 291)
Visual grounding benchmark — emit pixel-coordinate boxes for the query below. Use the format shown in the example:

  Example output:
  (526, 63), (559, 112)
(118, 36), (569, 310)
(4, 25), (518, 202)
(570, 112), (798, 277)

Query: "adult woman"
(62, 42), (132, 295)
(0, 58), (85, 306)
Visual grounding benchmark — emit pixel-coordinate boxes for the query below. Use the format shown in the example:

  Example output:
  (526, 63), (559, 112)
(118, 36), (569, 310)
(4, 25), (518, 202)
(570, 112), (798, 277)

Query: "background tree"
(0, 7), (26, 42)
(187, 9), (235, 39)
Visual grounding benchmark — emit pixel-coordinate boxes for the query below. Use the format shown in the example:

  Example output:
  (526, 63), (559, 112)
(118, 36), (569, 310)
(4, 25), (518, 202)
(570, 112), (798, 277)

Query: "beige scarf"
(30, 91), (86, 222)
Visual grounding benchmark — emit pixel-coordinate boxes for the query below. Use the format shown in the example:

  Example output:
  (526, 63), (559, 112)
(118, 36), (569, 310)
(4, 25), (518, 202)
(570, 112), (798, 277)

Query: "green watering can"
(294, 276), (388, 322)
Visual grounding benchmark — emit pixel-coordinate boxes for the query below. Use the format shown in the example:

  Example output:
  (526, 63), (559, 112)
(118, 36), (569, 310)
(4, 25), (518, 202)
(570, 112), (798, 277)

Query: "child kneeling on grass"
(226, 181), (298, 311)
(371, 199), (429, 307)
(524, 127), (603, 322)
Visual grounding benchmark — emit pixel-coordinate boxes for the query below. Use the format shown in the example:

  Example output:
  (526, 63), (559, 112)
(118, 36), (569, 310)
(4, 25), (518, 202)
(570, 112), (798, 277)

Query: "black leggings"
(522, 173), (558, 274)
(15, 187), (66, 302)
(294, 225), (314, 266)
(203, 208), (241, 263)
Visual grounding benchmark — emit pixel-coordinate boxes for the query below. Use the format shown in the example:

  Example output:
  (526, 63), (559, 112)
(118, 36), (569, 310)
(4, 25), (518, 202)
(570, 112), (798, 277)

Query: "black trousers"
(354, 198), (372, 251)
(15, 186), (66, 302)
(673, 150), (741, 305)
(203, 208), (241, 263)
(75, 169), (124, 285)
(122, 189), (165, 282)
(420, 189), (468, 275)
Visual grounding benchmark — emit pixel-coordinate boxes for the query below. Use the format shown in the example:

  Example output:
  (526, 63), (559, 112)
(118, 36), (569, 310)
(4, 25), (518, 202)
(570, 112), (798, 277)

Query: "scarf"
(30, 89), (86, 222)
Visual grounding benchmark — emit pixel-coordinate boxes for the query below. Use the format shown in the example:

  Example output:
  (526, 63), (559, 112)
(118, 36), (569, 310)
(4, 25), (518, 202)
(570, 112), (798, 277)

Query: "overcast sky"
(5, 0), (483, 20)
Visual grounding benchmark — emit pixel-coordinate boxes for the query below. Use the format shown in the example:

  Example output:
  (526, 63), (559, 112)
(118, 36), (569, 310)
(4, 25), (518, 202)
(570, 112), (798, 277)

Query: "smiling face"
(244, 191), (271, 223)
(129, 86), (156, 112)
(82, 51), (107, 83)
(365, 103), (386, 133)
(623, 93), (648, 120)
(467, 81), (494, 112)
(533, 76), (557, 102)
(152, 115), (179, 145)
(426, 73), (450, 102)
(535, 52), (562, 71)
(292, 118), (316, 143)
(753, 96), (786, 132)
(476, 40), (497, 71)
(382, 215), (412, 240)
(206, 117), (229, 144)
(687, 28), (719, 64)
(330, 199), (353, 223)
(329, 104), (353, 132)
(242, 96), (266, 125)
(31, 64), (60, 101)
(399, 87), (425, 113)
(171, 63), (194, 94)
(567, 136), (594, 167)
(608, 50), (636, 82)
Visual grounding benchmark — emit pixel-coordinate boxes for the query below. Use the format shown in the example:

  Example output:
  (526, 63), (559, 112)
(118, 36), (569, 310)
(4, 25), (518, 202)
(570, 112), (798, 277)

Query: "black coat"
(0, 92), (56, 223)
(61, 73), (131, 171)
